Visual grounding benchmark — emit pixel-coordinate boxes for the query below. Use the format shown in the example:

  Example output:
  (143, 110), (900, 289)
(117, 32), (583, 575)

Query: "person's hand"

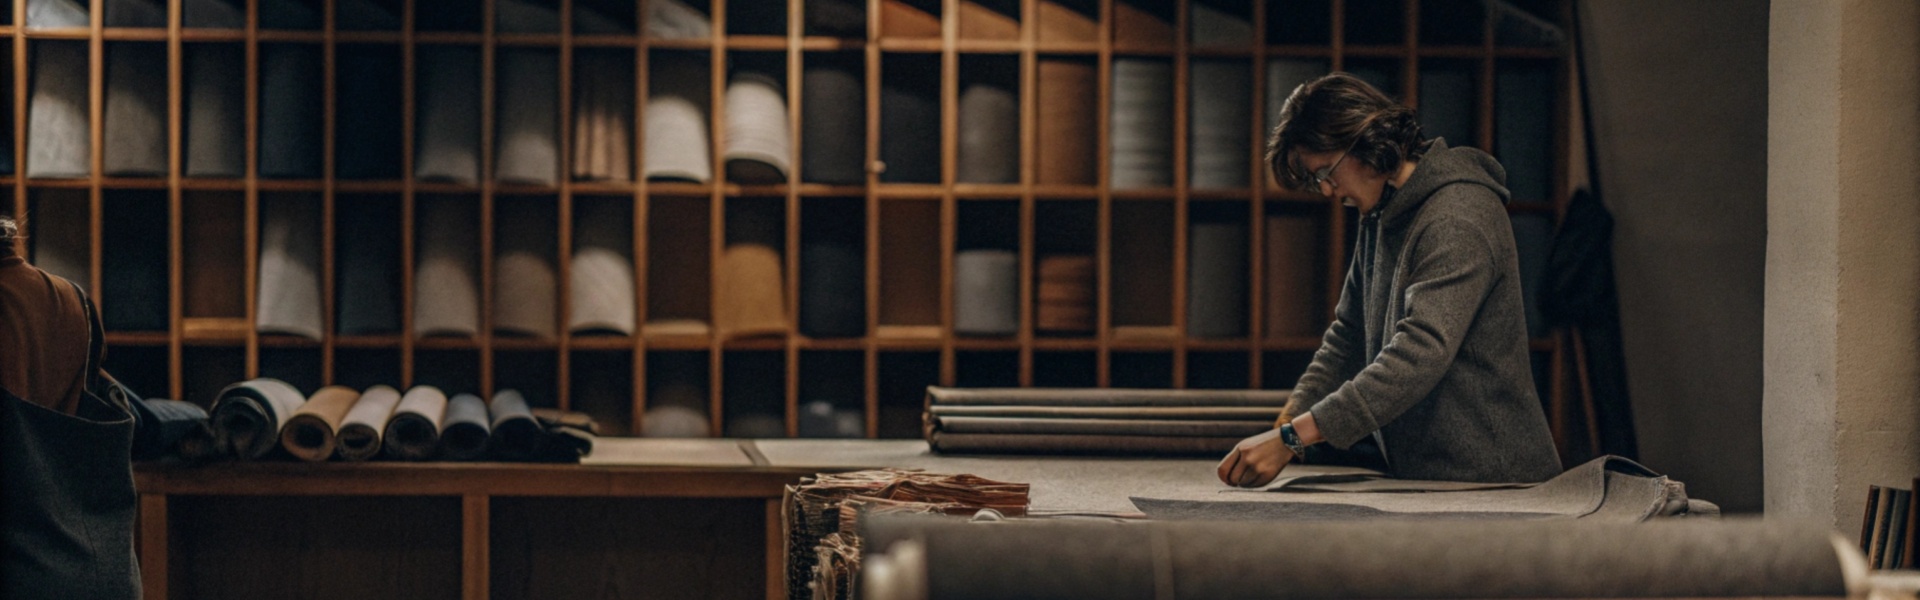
(1216, 428), (1295, 488)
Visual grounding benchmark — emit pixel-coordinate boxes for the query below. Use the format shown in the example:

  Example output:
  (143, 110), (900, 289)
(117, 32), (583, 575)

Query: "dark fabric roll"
(1187, 220), (1249, 338)
(880, 62), (940, 183)
(415, 45), (482, 183)
(800, 239), (866, 337)
(495, 0), (560, 33)
(1036, 59), (1096, 185)
(1419, 64), (1477, 149)
(953, 250), (1019, 336)
(278, 385), (361, 462)
(185, 0), (248, 28)
(335, 384), (403, 461)
(383, 385), (449, 461)
(105, 0), (168, 27)
(957, 79), (1019, 184)
(127, 396), (212, 461)
(927, 386), (1289, 408)
(643, 52), (712, 182)
(258, 44), (323, 178)
(335, 199), (402, 334)
(210, 378), (308, 459)
(185, 44), (246, 177)
(860, 517), (1850, 600)
(104, 44), (168, 176)
(335, 45), (403, 179)
(802, 56), (867, 184)
(101, 193), (169, 331)
(806, 0), (865, 36)
(927, 432), (1243, 456)
(933, 417), (1270, 438)
(495, 49), (561, 185)
(26, 41), (90, 179)
(439, 392), (492, 460)
(1497, 63), (1554, 202)
(928, 405), (1281, 420)
(488, 388), (544, 460)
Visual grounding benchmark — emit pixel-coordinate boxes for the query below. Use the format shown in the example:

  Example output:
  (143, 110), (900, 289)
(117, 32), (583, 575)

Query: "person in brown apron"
(1, 216), (142, 600)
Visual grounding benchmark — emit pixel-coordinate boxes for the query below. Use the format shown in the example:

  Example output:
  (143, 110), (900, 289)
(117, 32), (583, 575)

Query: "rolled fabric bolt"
(413, 196), (481, 337)
(717, 243), (787, 338)
(256, 193), (325, 340)
(278, 386), (362, 462)
(414, 45), (482, 183)
(492, 203), (558, 339)
(334, 384), (403, 461)
(495, 49), (560, 185)
(104, 44), (168, 176)
(568, 199), (638, 335)
(1189, 60), (1252, 189)
(644, 53), (712, 182)
(27, 41), (90, 179)
(1036, 59), (1096, 185)
(646, 0), (711, 39)
(1109, 59), (1173, 189)
(258, 44), (322, 178)
(953, 250), (1019, 336)
(801, 58), (866, 185)
(642, 404), (711, 438)
(383, 386), (450, 461)
(27, 0), (91, 28)
(724, 70), (793, 184)
(1187, 220), (1249, 338)
(439, 393), (493, 460)
(128, 397), (213, 461)
(185, 44), (246, 177)
(488, 389), (544, 459)
(957, 80), (1018, 184)
(210, 378), (308, 460)
(1035, 255), (1096, 333)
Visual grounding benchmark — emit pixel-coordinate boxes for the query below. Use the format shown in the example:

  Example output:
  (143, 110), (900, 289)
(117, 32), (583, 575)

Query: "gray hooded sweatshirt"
(1286, 139), (1562, 483)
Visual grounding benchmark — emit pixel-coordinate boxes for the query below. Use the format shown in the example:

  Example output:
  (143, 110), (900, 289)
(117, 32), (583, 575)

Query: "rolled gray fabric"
(185, 44), (246, 177)
(1190, 1), (1252, 46)
(928, 433), (1245, 455)
(934, 417), (1269, 438)
(127, 397), (213, 460)
(488, 389), (545, 459)
(802, 55), (866, 185)
(335, 45), (403, 179)
(880, 59), (940, 183)
(495, 49), (560, 185)
(1497, 63), (1553, 202)
(383, 385), (450, 461)
(335, 385), (403, 461)
(806, 0), (864, 36)
(957, 73), (1018, 184)
(568, 197), (637, 335)
(800, 234), (866, 338)
(929, 405), (1281, 420)
(724, 70), (793, 184)
(185, 0), (247, 28)
(27, 0), (90, 28)
(438, 393), (492, 460)
(29, 189), (91, 285)
(1189, 60), (1253, 189)
(27, 41), (90, 179)
(210, 378), (309, 460)
(413, 195), (481, 337)
(1186, 219), (1248, 338)
(952, 250), (1019, 336)
(258, 44), (323, 178)
(415, 45), (482, 184)
(1419, 64), (1477, 149)
(1265, 59), (1327, 133)
(928, 387), (1289, 408)
(255, 192), (325, 340)
(335, 199), (402, 334)
(1036, 59), (1096, 185)
(278, 386), (362, 462)
(493, 200), (558, 339)
(860, 517), (1853, 600)
(1108, 59), (1173, 190)
(647, 0), (712, 39)
(104, 44), (168, 176)
(1511, 213), (1555, 339)
(643, 53), (712, 182)
(495, 0), (560, 33)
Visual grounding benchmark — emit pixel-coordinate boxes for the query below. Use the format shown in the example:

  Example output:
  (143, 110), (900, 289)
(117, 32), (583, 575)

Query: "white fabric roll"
(647, 0), (712, 39)
(104, 44), (168, 176)
(1109, 59), (1174, 189)
(413, 196), (482, 337)
(724, 71), (793, 184)
(644, 54), (713, 182)
(495, 49), (560, 185)
(26, 0), (90, 28)
(256, 194), (325, 340)
(26, 41), (90, 179)
(1190, 60), (1253, 189)
(569, 198), (637, 335)
(415, 45), (482, 184)
(953, 249), (1020, 336)
(492, 202), (557, 339)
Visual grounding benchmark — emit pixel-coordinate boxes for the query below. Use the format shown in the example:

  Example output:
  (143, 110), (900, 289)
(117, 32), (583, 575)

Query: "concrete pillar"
(1766, 0), (1920, 538)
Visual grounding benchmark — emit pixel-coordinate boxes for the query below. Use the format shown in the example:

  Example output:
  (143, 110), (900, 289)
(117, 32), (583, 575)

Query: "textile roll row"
(204, 378), (588, 462)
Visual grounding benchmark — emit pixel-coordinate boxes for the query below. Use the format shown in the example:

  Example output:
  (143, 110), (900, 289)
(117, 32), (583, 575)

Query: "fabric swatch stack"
(785, 469), (1030, 600)
(924, 386), (1290, 455)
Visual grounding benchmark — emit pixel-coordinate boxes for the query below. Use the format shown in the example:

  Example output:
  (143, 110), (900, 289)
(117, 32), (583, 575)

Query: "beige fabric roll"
(571, 50), (634, 182)
(279, 386), (362, 462)
(414, 196), (482, 337)
(335, 384), (403, 461)
(384, 385), (450, 461)
(880, 0), (942, 37)
(569, 198), (638, 335)
(644, 53), (712, 182)
(492, 202), (558, 339)
(1037, 59), (1096, 185)
(255, 193), (325, 339)
(717, 244), (787, 338)
(1036, 254), (1096, 333)
(1264, 214), (1323, 338)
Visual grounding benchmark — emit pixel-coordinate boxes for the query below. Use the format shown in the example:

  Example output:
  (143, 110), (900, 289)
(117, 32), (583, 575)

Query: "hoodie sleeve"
(1279, 244), (1367, 425)
(1306, 218), (1497, 448)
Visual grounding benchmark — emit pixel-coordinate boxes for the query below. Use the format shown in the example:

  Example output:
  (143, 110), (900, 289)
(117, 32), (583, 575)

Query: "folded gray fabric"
(725, 70), (793, 184)
(413, 195), (481, 337)
(859, 516), (1850, 599)
(1419, 64), (1477, 149)
(439, 393), (492, 460)
(27, 0), (90, 28)
(415, 45), (482, 183)
(210, 378), (308, 459)
(644, 53), (712, 182)
(1190, 60), (1252, 188)
(184, 0), (247, 28)
(956, 77), (1018, 184)
(1109, 59), (1173, 189)
(952, 250), (1019, 336)
(27, 41), (90, 178)
(802, 56), (866, 184)
(186, 44), (246, 177)
(384, 386), (449, 461)
(495, 49), (560, 185)
(1187, 220), (1248, 338)
(1497, 63), (1553, 202)
(258, 44), (323, 178)
(104, 44), (168, 176)
(935, 417), (1270, 438)
(488, 389), (545, 459)
(335, 385), (403, 460)
(255, 193), (325, 339)
(927, 387), (1289, 408)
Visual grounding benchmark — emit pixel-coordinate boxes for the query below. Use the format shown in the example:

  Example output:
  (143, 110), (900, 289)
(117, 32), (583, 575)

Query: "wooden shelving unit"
(5, 0), (1574, 446)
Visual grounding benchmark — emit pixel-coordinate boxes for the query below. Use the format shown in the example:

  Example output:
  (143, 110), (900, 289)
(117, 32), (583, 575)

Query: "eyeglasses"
(1299, 134), (1362, 193)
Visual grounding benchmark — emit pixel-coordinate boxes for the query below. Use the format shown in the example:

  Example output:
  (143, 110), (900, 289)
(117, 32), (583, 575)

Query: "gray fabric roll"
(956, 79), (1018, 184)
(335, 45), (403, 179)
(644, 53), (712, 182)
(806, 0), (865, 36)
(929, 405), (1281, 420)
(495, 0), (560, 33)
(415, 45), (482, 184)
(1189, 60), (1252, 189)
(258, 44), (323, 178)
(952, 250), (1019, 336)
(210, 378), (308, 460)
(488, 389), (545, 458)
(105, 0), (167, 27)
(185, 44), (246, 177)
(724, 70), (793, 184)
(29, 190), (91, 286)
(1108, 59), (1173, 189)
(1190, 1), (1252, 46)
(335, 385), (403, 461)
(1186, 220), (1248, 338)
(928, 433), (1245, 456)
(881, 61), (941, 183)
(1497, 63), (1554, 202)
(413, 196), (481, 337)
(103, 44), (168, 176)
(802, 57), (866, 185)
(26, 0), (90, 28)
(568, 198), (637, 335)
(493, 201), (558, 339)
(383, 385), (449, 461)
(1264, 59), (1327, 135)
(255, 193), (325, 340)
(184, 0), (247, 28)
(860, 516), (1850, 600)
(496, 49), (560, 185)
(438, 393), (492, 460)
(27, 41), (90, 179)
(1419, 64), (1477, 150)
(335, 199), (402, 334)
(934, 417), (1270, 438)
(928, 387), (1289, 408)
(643, 404), (712, 438)
(647, 0), (712, 39)
(1511, 214), (1555, 339)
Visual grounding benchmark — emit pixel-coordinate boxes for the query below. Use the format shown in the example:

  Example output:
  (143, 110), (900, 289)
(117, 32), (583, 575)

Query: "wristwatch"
(1278, 422), (1310, 456)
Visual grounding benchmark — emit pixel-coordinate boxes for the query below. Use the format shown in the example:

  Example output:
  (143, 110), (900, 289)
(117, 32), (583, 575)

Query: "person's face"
(1293, 147), (1389, 214)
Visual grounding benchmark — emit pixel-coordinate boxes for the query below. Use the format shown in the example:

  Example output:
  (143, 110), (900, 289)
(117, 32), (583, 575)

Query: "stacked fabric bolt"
(784, 469), (1030, 600)
(205, 380), (594, 462)
(1034, 255), (1095, 333)
(571, 50), (636, 182)
(923, 386), (1290, 456)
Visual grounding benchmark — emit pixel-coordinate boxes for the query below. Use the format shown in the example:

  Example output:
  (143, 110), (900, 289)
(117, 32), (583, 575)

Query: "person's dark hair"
(1266, 72), (1429, 190)
(0, 216), (16, 244)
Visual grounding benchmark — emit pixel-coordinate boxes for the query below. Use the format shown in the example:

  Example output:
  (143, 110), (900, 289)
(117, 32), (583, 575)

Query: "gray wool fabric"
(1286, 140), (1560, 483)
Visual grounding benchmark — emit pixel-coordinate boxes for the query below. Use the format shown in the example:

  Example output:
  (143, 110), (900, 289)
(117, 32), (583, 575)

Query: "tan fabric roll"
(717, 244), (787, 338)
(492, 202), (558, 339)
(1036, 254), (1096, 333)
(958, 1), (1019, 40)
(414, 196), (482, 337)
(278, 386), (362, 462)
(880, 0), (942, 37)
(1264, 214), (1323, 338)
(1037, 59), (1096, 185)
(1036, 0), (1098, 43)
(385, 385), (450, 461)
(335, 384), (403, 461)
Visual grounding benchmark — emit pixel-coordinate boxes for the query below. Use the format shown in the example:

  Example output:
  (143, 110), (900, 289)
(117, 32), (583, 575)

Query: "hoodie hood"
(1379, 138), (1511, 223)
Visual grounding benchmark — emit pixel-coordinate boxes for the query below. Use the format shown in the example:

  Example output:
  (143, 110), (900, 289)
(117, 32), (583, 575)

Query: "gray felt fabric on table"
(934, 416), (1270, 438)
(928, 387), (1289, 408)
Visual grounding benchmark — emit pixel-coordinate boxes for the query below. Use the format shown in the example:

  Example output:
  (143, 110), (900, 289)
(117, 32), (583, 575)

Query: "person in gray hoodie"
(1218, 73), (1561, 487)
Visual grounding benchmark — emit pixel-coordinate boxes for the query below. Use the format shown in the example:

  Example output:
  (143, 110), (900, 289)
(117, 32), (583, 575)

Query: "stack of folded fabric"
(923, 386), (1288, 455)
(785, 469), (1030, 600)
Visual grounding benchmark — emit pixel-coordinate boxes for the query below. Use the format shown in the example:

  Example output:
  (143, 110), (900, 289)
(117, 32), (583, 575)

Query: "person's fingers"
(1230, 454), (1255, 487)
(1217, 449), (1242, 485)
